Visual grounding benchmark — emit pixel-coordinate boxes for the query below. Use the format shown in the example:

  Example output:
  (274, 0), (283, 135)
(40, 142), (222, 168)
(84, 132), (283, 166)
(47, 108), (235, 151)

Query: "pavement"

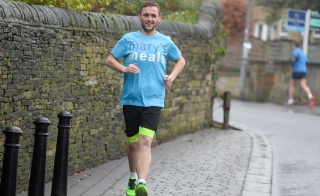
(18, 100), (320, 196)
(18, 126), (272, 196)
(17, 119), (273, 195)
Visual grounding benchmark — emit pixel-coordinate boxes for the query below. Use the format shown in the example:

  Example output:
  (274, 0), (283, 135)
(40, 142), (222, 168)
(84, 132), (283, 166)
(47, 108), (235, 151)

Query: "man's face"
(138, 6), (161, 35)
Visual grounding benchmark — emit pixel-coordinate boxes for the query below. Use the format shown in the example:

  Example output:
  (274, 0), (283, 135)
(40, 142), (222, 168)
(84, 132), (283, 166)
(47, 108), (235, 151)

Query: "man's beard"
(141, 20), (157, 33)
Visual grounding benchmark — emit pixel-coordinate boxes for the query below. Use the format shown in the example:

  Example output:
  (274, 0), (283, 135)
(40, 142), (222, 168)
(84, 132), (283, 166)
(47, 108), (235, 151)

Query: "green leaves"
(12, 0), (203, 23)
(13, 0), (112, 11)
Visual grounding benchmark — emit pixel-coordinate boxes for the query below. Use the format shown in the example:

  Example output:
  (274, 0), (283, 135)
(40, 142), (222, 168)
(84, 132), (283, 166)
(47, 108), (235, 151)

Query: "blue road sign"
(286, 9), (306, 32)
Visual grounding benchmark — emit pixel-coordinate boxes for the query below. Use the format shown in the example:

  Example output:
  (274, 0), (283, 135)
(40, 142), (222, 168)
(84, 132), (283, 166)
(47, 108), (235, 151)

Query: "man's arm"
(164, 55), (186, 87)
(292, 54), (300, 67)
(106, 55), (139, 74)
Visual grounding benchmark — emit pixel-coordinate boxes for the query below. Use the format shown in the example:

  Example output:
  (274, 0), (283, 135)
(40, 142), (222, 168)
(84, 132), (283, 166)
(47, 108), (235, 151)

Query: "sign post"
(286, 9), (310, 55)
(239, 0), (252, 100)
(303, 10), (311, 55)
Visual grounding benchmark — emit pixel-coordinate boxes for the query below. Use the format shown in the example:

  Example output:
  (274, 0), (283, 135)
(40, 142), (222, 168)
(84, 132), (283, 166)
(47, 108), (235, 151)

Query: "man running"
(105, 1), (186, 195)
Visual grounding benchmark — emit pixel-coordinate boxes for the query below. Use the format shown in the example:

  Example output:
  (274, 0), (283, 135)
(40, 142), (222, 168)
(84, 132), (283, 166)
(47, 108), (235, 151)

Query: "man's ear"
(138, 14), (141, 20)
(158, 16), (162, 22)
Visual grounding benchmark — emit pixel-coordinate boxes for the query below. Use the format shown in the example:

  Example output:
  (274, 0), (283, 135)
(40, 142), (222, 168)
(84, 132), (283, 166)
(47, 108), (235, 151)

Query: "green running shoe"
(135, 183), (148, 196)
(126, 177), (137, 196)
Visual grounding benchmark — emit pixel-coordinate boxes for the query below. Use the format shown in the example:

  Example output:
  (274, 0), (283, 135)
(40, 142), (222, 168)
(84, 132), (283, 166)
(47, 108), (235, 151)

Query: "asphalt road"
(214, 99), (320, 196)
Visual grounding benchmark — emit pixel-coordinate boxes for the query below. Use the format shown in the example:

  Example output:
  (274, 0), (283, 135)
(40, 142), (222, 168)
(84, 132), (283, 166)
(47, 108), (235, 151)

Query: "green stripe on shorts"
(128, 133), (139, 143)
(139, 126), (155, 138)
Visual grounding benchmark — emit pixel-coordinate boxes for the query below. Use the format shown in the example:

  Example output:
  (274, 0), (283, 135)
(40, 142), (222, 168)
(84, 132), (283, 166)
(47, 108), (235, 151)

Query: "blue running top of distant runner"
(292, 47), (308, 73)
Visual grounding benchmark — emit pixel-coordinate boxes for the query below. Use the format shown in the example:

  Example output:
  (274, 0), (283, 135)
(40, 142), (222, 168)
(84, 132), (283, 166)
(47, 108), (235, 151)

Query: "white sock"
(288, 98), (294, 104)
(138, 179), (146, 185)
(308, 94), (313, 100)
(130, 172), (138, 179)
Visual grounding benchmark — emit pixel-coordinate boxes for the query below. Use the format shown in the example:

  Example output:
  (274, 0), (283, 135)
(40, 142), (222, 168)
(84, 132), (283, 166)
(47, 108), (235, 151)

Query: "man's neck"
(141, 30), (156, 36)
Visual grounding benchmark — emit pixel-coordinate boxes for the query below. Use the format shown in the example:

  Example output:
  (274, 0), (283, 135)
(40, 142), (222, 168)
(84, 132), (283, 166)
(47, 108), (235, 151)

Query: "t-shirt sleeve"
(111, 37), (128, 59)
(167, 37), (182, 61)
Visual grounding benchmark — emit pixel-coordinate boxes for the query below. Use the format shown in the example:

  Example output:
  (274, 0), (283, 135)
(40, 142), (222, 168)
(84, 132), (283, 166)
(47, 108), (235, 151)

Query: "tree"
(12, 0), (203, 24)
(13, 0), (112, 12)
(163, 0), (202, 24)
(254, 0), (320, 23)
(221, 0), (247, 36)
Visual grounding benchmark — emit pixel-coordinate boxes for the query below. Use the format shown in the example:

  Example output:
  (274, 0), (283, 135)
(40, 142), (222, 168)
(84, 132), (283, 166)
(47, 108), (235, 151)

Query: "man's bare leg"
(288, 79), (296, 105)
(126, 140), (139, 196)
(300, 78), (312, 97)
(128, 142), (138, 173)
(136, 135), (152, 180)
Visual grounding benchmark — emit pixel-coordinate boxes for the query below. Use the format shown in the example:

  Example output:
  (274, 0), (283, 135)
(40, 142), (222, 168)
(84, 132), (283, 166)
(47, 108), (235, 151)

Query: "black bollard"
(28, 117), (51, 196)
(0, 126), (23, 196)
(223, 91), (231, 129)
(51, 111), (73, 196)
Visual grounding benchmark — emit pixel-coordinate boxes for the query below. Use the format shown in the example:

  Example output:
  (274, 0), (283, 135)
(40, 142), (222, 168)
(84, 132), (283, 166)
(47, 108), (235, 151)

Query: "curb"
(229, 121), (273, 196)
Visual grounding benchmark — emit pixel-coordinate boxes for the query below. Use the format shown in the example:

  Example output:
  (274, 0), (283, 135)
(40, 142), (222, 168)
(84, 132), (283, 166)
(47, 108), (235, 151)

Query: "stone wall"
(0, 1), (222, 191)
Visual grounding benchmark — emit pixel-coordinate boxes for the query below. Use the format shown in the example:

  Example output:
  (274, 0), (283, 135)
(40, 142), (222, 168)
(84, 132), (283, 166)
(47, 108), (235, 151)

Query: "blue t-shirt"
(111, 31), (182, 107)
(292, 48), (308, 73)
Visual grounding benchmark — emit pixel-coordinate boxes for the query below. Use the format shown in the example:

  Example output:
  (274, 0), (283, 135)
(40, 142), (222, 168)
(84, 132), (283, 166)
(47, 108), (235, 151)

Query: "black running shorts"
(292, 72), (306, 80)
(123, 105), (162, 137)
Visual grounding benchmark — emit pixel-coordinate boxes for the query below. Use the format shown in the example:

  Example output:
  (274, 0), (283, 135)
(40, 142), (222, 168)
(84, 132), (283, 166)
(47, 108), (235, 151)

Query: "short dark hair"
(294, 42), (300, 48)
(139, 0), (160, 15)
